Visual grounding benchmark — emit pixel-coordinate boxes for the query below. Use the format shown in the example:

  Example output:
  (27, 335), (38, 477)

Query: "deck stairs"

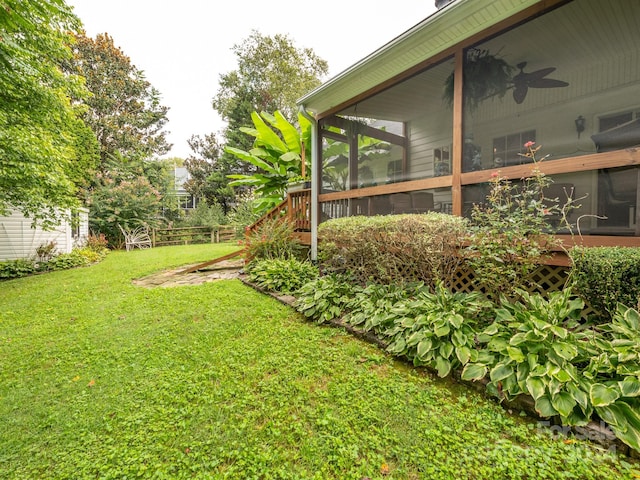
(178, 189), (311, 274)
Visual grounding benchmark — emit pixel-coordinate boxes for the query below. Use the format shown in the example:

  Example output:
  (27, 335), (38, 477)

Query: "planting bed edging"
(239, 276), (637, 458)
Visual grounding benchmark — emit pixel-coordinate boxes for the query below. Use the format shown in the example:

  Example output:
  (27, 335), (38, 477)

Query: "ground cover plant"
(1, 245), (637, 478)
(0, 234), (109, 280)
(294, 273), (640, 456)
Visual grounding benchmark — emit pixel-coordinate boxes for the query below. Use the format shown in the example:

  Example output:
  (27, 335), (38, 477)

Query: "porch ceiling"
(301, 0), (640, 124)
(297, 0), (542, 117)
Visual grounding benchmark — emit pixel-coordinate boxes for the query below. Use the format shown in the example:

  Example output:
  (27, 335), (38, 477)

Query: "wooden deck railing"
(246, 189), (312, 244)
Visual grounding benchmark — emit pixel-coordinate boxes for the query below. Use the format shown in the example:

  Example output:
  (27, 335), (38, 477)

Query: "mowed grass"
(0, 245), (637, 479)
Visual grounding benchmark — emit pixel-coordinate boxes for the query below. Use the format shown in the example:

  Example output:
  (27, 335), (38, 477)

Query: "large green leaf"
(447, 313), (463, 329)
(507, 346), (525, 363)
(250, 111), (287, 153)
(590, 383), (621, 407)
(535, 394), (558, 417)
(435, 356), (452, 378)
(271, 111), (302, 154)
(490, 363), (514, 382)
(433, 322), (450, 337)
(526, 376), (546, 400)
(461, 363), (487, 382)
(551, 391), (576, 418)
(622, 306), (640, 331)
(551, 342), (578, 361)
(456, 346), (471, 365)
(439, 342), (454, 360)
(566, 382), (589, 410)
(619, 377), (640, 398)
(224, 146), (277, 173)
(406, 331), (424, 347)
(416, 338), (433, 359)
(596, 400), (640, 452)
(452, 329), (467, 347)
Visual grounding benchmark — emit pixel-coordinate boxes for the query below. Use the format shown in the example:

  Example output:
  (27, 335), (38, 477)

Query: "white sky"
(67, 1), (438, 159)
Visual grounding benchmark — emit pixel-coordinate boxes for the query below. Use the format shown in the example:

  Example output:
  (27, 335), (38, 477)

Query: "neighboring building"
(172, 166), (199, 211)
(0, 208), (89, 261)
(298, 0), (640, 258)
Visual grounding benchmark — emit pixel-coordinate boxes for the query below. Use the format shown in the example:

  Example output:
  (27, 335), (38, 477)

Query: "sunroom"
(297, 0), (640, 259)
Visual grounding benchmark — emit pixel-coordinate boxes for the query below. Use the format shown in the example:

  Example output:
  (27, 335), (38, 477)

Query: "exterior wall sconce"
(575, 115), (586, 138)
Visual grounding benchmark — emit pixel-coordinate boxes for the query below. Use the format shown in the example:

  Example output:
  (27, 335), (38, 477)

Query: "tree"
(212, 30), (328, 157)
(183, 133), (236, 214)
(0, 0), (99, 226)
(87, 172), (162, 247)
(65, 32), (171, 170)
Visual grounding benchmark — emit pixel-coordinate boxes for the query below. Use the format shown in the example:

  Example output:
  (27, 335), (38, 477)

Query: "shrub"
(41, 250), (90, 271)
(177, 201), (227, 228)
(246, 258), (318, 294)
(0, 258), (37, 279)
(88, 173), (162, 247)
(241, 216), (307, 262)
(465, 142), (575, 300)
(318, 213), (467, 288)
(569, 246), (640, 322)
(227, 192), (262, 228)
(85, 232), (109, 252)
(35, 240), (57, 262)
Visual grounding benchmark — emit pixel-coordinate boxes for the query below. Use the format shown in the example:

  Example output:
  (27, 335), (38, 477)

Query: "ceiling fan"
(511, 61), (569, 104)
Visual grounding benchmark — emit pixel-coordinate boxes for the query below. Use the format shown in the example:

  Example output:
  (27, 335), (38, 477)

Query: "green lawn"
(0, 245), (637, 479)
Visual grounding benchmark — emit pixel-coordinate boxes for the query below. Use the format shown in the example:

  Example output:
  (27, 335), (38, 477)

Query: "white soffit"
(298, 0), (541, 115)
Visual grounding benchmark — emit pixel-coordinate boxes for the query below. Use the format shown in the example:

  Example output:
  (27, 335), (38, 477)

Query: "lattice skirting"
(451, 263), (596, 319)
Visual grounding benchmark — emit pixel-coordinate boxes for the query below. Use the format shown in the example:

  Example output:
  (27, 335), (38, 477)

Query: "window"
(387, 159), (403, 183)
(599, 110), (640, 133)
(71, 211), (80, 239)
(434, 145), (451, 176)
(492, 130), (536, 167)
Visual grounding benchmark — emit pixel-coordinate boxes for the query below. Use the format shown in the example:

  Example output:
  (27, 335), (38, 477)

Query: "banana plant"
(226, 110), (311, 213)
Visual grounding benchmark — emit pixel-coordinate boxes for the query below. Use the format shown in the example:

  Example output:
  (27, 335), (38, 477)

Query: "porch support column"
(299, 105), (319, 260)
(451, 47), (464, 216)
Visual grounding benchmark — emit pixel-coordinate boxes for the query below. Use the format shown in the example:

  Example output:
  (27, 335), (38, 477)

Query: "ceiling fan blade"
(512, 67), (556, 83)
(513, 85), (528, 104)
(526, 67), (557, 79)
(528, 78), (569, 88)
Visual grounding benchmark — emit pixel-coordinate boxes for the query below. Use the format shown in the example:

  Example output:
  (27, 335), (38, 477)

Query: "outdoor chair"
(390, 193), (413, 214)
(410, 191), (435, 213)
(118, 224), (153, 251)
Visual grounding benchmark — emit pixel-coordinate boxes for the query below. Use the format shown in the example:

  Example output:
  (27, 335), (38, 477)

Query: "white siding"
(0, 209), (86, 261)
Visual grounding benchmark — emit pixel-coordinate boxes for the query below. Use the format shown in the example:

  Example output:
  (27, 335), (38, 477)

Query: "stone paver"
(133, 259), (245, 288)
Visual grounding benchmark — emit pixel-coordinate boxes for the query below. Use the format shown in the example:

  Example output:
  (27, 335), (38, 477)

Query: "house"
(297, 0), (640, 260)
(171, 166), (200, 211)
(0, 208), (89, 261)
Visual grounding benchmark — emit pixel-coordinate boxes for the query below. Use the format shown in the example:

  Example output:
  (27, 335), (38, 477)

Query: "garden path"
(133, 259), (244, 288)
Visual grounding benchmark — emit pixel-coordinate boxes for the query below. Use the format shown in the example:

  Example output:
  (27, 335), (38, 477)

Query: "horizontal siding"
(0, 210), (76, 261)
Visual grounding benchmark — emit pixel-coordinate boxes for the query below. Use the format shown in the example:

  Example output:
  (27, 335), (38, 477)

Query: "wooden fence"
(151, 225), (243, 247)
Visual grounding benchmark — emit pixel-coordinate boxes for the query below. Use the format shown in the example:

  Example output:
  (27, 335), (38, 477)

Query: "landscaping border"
(239, 275), (636, 458)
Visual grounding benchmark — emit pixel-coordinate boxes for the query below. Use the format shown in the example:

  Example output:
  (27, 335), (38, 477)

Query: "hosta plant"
(343, 282), (422, 335)
(384, 283), (492, 377)
(245, 258), (318, 294)
(584, 305), (640, 451)
(294, 274), (359, 324)
(461, 289), (595, 426)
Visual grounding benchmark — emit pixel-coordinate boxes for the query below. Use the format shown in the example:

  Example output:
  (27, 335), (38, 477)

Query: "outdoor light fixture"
(575, 115), (586, 138)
